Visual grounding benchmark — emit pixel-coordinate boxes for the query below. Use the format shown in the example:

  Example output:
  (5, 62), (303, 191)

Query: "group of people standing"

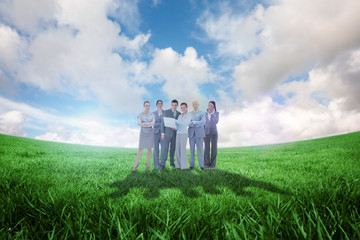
(132, 99), (219, 171)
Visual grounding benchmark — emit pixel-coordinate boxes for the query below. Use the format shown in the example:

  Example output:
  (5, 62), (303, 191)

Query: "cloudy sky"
(1, 0), (360, 148)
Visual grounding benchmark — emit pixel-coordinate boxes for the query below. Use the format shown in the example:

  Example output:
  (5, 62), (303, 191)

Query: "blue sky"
(1, 0), (360, 147)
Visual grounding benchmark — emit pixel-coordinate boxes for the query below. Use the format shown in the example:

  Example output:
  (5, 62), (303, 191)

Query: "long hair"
(209, 101), (217, 111)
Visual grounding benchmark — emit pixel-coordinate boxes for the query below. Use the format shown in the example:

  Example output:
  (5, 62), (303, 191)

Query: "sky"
(1, 0), (360, 148)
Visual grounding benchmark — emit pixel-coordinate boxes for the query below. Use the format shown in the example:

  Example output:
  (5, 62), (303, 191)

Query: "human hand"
(161, 135), (165, 141)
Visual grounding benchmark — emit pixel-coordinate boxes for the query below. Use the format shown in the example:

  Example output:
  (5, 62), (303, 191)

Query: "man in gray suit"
(160, 99), (180, 169)
(153, 100), (163, 169)
(188, 101), (205, 170)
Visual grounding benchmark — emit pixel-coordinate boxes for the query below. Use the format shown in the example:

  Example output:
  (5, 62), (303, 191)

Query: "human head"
(144, 101), (150, 111)
(208, 101), (216, 112)
(192, 101), (199, 111)
(180, 102), (188, 114)
(171, 99), (178, 111)
(156, 100), (163, 109)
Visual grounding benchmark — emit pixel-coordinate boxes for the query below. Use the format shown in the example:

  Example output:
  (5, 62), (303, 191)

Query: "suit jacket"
(161, 108), (181, 138)
(204, 111), (219, 136)
(188, 110), (205, 138)
(153, 110), (163, 134)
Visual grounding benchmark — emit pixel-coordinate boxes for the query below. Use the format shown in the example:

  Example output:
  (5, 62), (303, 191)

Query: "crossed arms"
(137, 117), (155, 127)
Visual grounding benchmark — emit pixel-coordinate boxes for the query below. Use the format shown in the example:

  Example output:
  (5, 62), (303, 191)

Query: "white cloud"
(0, 24), (27, 73)
(0, 110), (27, 137)
(216, 46), (360, 147)
(0, 0), (57, 34)
(0, 0), (151, 113)
(0, 96), (58, 123)
(35, 121), (139, 148)
(152, 0), (162, 6)
(196, 0), (360, 146)
(199, 0), (360, 97)
(2, 0), (359, 148)
(218, 96), (360, 147)
(108, 0), (141, 34)
(278, 48), (360, 112)
(150, 47), (215, 105)
(198, 3), (264, 58)
(0, 96), (140, 147)
(1, 0), (219, 114)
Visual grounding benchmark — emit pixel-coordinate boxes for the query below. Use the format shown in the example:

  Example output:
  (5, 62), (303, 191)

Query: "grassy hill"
(0, 132), (359, 239)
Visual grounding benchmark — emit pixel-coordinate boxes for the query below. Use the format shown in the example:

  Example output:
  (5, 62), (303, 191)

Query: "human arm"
(138, 122), (153, 127)
(189, 111), (205, 127)
(188, 119), (195, 127)
(137, 114), (155, 127)
(192, 116), (205, 127)
(211, 111), (219, 124)
(176, 114), (191, 127)
(144, 115), (155, 127)
(161, 112), (165, 140)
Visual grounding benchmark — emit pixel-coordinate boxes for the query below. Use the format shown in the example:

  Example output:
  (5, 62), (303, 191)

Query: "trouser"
(175, 134), (188, 169)
(204, 133), (218, 168)
(160, 133), (176, 168)
(189, 136), (204, 168)
(153, 132), (163, 168)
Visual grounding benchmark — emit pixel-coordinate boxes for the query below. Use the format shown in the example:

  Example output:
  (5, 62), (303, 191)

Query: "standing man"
(160, 99), (180, 169)
(188, 101), (205, 170)
(153, 100), (163, 169)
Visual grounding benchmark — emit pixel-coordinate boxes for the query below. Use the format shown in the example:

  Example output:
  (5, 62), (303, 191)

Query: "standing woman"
(132, 101), (155, 171)
(204, 101), (219, 169)
(153, 100), (163, 169)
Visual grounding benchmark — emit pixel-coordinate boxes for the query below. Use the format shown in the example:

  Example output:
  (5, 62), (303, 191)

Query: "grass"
(0, 132), (359, 239)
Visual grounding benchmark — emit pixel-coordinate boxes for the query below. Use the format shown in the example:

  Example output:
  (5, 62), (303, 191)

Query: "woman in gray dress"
(132, 101), (155, 171)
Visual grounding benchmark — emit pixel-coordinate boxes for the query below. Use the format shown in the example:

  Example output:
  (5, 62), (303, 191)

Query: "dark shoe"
(200, 167), (205, 170)
(190, 167), (194, 170)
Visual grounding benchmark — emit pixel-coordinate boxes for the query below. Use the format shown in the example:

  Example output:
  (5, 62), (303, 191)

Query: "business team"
(132, 99), (219, 171)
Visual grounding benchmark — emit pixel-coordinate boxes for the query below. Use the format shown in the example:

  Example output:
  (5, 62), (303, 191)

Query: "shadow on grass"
(110, 169), (289, 199)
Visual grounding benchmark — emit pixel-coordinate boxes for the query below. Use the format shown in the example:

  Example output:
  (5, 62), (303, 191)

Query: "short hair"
(143, 100), (150, 106)
(156, 100), (163, 105)
(171, 99), (178, 105)
(180, 102), (187, 107)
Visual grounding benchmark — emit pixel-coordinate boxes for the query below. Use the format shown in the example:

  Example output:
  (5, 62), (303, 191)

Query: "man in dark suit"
(160, 99), (180, 169)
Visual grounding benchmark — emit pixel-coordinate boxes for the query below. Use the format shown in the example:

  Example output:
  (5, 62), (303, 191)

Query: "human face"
(144, 102), (150, 112)
(192, 101), (199, 111)
(181, 104), (188, 114)
(208, 102), (214, 112)
(171, 102), (178, 111)
(156, 101), (163, 110)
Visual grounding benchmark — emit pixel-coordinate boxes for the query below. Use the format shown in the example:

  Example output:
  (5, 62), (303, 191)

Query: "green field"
(0, 132), (359, 239)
